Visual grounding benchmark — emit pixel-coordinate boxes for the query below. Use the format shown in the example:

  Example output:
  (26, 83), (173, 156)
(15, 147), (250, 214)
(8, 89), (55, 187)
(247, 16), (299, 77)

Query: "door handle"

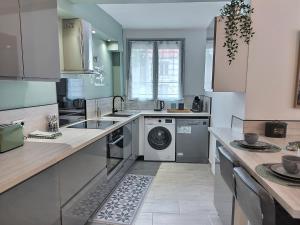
(108, 135), (124, 145)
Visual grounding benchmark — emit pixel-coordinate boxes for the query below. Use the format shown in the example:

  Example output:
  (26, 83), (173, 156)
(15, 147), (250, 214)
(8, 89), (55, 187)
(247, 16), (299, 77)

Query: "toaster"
(0, 124), (24, 153)
(265, 121), (287, 138)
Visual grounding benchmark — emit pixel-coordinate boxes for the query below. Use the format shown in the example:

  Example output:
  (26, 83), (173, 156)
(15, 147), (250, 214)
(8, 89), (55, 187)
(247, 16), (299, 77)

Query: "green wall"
(0, 0), (123, 110)
(62, 38), (114, 99)
(58, 0), (124, 50)
(0, 81), (57, 110)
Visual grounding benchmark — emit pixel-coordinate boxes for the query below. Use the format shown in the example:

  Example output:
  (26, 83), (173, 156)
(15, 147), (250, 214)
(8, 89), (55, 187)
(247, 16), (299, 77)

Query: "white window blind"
(128, 40), (183, 101)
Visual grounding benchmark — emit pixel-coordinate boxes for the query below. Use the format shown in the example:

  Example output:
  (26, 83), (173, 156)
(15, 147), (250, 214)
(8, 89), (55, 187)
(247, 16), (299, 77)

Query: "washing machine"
(144, 118), (175, 161)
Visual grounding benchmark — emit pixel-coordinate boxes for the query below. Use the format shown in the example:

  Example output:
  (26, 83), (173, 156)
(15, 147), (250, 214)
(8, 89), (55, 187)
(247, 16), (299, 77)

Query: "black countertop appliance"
(191, 96), (203, 112)
(265, 121), (287, 138)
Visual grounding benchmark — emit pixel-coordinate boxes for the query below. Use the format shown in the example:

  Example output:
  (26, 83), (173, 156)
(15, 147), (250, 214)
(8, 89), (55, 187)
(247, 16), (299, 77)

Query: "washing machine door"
(148, 126), (172, 150)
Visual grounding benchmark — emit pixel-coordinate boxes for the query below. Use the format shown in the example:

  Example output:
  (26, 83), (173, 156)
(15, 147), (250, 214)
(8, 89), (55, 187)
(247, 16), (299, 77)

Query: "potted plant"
(220, 0), (255, 64)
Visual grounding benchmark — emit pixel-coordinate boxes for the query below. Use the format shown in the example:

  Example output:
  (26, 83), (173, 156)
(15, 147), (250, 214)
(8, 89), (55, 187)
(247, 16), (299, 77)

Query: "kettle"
(154, 100), (165, 111)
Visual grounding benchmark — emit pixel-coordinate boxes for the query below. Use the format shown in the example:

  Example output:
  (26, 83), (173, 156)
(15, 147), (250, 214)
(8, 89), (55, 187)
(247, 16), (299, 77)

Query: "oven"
(107, 127), (124, 177)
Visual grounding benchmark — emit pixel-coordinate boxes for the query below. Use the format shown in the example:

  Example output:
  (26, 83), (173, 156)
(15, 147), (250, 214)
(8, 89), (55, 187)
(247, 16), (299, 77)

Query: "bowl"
(244, 133), (259, 145)
(282, 155), (300, 174)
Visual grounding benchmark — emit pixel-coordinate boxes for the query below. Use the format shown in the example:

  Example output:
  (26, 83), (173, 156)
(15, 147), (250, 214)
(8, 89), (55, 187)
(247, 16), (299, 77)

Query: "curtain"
(128, 41), (154, 100)
(157, 40), (183, 100)
(128, 40), (183, 101)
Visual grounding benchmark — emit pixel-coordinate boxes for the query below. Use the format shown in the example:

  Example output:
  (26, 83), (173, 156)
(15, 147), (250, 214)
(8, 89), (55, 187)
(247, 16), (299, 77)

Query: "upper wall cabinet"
(204, 17), (248, 92)
(0, 0), (60, 81)
(0, 1), (24, 79)
(20, 0), (60, 80)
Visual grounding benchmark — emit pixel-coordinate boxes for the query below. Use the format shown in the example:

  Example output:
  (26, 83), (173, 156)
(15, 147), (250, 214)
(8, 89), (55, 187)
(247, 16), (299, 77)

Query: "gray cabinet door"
(62, 169), (108, 225)
(59, 137), (107, 206)
(176, 118), (209, 163)
(0, 0), (23, 78)
(132, 119), (139, 159)
(0, 166), (60, 225)
(20, 0), (60, 80)
(123, 122), (132, 161)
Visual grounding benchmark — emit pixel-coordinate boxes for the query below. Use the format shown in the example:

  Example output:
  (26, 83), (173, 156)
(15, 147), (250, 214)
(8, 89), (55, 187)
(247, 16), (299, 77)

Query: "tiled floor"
(131, 162), (223, 225)
(89, 161), (222, 225)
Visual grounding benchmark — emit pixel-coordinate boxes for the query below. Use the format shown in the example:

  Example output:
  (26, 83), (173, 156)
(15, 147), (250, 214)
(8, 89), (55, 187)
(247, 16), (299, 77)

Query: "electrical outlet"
(12, 120), (25, 126)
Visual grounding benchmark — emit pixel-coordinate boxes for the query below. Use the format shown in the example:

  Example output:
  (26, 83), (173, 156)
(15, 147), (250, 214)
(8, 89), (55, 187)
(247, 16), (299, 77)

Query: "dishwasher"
(176, 118), (209, 163)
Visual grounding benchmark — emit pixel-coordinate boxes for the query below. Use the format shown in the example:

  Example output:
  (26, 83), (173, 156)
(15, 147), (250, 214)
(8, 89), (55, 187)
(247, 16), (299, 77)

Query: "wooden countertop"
(0, 142), (71, 194)
(209, 127), (300, 219)
(0, 111), (210, 194)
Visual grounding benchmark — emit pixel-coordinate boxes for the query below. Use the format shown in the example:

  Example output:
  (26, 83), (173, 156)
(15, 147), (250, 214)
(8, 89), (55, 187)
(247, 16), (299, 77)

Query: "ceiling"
(98, 2), (227, 29)
(71, 0), (227, 3)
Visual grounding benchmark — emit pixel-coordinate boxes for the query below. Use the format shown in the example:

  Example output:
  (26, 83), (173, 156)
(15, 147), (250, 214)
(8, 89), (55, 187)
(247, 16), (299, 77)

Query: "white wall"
(123, 28), (207, 96)
(245, 0), (300, 120)
(208, 92), (245, 128)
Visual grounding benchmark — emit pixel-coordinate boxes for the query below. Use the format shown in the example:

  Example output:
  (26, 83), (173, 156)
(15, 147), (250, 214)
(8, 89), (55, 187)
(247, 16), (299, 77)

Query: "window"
(128, 40), (183, 101)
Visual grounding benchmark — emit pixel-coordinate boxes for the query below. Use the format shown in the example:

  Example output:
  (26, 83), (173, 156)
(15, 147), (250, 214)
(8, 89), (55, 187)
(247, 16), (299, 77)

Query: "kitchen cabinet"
(213, 142), (235, 225)
(0, 166), (60, 225)
(0, 0), (23, 79)
(61, 169), (108, 225)
(204, 17), (248, 92)
(20, 0), (60, 80)
(123, 122), (133, 161)
(59, 137), (107, 225)
(132, 118), (139, 160)
(59, 137), (107, 206)
(0, 0), (60, 81)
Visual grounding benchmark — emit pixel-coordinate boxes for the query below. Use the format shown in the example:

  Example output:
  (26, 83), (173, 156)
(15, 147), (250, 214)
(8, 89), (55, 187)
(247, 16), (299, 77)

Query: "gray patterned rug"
(91, 174), (153, 225)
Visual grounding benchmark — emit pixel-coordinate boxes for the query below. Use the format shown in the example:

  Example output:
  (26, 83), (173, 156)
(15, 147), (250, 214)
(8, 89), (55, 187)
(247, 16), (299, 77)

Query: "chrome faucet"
(112, 96), (125, 113)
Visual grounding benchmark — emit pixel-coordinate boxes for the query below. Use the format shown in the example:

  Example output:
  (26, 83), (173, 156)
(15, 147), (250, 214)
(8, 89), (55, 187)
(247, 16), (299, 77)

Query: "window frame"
(126, 38), (185, 101)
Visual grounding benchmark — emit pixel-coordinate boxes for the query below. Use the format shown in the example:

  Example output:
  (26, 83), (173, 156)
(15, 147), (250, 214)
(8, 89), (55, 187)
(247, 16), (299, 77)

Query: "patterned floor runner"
(91, 174), (153, 225)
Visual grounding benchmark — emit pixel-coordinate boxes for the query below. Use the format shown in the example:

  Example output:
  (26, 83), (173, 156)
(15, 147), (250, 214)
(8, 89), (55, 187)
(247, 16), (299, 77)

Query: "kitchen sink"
(104, 113), (132, 117)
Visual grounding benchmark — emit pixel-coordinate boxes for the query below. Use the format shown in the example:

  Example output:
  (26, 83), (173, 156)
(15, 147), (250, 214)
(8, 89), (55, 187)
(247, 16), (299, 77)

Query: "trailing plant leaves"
(220, 0), (255, 65)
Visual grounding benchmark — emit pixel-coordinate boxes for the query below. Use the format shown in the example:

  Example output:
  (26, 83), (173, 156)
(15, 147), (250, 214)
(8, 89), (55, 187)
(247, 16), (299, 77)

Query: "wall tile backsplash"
(0, 104), (58, 135)
(86, 97), (113, 119)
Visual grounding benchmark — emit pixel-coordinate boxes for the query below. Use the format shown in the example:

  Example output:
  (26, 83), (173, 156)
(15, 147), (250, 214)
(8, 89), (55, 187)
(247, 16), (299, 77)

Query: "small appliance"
(191, 96), (203, 112)
(154, 100), (165, 111)
(0, 124), (24, 153)
(144, 118), (175, 161)
(265, 121), (287, 138)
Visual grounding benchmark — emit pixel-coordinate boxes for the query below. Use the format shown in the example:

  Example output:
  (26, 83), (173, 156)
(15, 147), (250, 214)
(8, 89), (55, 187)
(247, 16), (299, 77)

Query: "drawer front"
(0, 166), (60, 225)
(62, 169), (108, 225)
(59, 137), (107, 206)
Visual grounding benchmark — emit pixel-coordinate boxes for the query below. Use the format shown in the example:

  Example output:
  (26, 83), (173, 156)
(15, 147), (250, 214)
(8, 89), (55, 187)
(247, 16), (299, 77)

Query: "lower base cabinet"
(0, 124), (136, 225)
(61, 169), (108, 225)
(214, 145), (234, 225)
(0, 166), (60, 225)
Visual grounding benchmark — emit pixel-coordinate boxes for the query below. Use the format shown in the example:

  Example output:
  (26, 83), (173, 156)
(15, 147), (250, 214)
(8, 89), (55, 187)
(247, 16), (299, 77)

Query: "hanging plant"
(220, 0), (255, 64)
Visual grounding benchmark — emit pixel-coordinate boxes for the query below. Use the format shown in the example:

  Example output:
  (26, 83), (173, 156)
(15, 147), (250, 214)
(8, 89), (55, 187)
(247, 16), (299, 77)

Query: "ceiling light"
(92, 30), (96, 34)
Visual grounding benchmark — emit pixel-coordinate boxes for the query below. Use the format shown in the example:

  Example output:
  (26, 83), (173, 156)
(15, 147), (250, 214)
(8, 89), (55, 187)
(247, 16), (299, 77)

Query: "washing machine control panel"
(165, 119), (173, 123)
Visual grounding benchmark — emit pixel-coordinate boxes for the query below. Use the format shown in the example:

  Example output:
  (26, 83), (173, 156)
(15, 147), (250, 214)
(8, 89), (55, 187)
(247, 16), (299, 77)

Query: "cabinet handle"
(108, 135), (124, 145)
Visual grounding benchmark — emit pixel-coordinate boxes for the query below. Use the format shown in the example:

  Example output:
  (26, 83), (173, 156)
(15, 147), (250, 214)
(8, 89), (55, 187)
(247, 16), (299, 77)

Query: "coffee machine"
(191, 96), (203, 112)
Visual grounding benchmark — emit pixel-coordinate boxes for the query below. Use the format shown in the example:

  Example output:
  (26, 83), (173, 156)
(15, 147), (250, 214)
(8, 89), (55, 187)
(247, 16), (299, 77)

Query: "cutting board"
(167, 109), (191, 113)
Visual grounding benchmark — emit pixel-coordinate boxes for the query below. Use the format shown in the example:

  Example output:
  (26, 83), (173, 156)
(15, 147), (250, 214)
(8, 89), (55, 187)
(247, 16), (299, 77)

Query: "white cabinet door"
(20, 0), (60, 80)
(0, 0), (23, 79)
